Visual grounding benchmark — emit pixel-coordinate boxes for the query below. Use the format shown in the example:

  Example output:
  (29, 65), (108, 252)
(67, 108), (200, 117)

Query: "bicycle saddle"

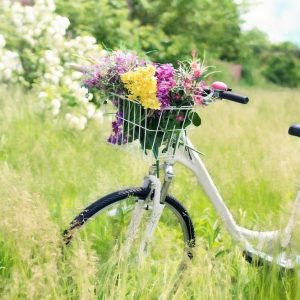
(288, 124), (300, 137)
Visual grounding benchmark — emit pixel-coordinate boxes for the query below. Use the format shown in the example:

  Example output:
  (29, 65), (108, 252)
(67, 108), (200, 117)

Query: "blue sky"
(242, 0), (300, 45)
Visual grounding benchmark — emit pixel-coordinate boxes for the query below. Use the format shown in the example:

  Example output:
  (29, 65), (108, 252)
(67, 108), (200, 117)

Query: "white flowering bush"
(0, 0), (104, 130)
(0, 34), (23, 83)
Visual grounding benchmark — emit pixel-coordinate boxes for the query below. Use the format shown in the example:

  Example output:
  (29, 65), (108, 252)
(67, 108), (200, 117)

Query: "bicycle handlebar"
(203, 88), (249, 104)
(218, 91), (249, 104)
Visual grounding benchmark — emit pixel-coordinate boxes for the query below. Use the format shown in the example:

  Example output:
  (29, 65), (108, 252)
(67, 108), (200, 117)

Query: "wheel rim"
(70, 195), (191, 264)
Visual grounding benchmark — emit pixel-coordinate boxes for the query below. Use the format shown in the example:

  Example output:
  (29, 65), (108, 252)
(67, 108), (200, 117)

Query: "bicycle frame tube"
(127, 135), (300, 265)
(174, 139), (250, 250)
(173, 136), (297, 251)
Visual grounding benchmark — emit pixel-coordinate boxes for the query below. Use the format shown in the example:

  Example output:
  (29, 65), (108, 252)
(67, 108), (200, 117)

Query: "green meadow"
(1, 87), (300, 299)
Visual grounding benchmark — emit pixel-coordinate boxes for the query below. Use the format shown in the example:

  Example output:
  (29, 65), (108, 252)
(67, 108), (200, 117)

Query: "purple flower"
(155, 64), (176, 108)
(107, 133), (127, 145)
(84, 70), (101, 88)
(83, 50), (147, 94)
(107, 111), (128, 145)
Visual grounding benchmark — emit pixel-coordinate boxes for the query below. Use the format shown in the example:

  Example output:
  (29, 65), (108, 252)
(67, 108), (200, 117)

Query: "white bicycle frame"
(70, 63), (300, 267)
(130, 134), (300, 268)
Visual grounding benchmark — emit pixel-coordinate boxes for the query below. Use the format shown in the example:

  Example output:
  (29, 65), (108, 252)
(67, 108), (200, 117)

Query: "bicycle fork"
(124, 162), (174, 259)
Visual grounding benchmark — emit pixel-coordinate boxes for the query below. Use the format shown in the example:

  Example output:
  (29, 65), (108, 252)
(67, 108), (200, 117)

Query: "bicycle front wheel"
(64, 187), (195, 263)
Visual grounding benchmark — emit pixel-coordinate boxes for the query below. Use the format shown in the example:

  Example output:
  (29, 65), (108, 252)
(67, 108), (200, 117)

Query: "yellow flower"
(121, 65), (160, 110)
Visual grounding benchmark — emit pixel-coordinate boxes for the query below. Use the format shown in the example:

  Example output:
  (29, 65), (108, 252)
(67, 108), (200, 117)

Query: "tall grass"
(1, 86), (300, 299)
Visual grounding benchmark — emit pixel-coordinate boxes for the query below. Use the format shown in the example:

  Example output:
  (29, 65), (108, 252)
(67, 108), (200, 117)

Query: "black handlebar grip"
(288, 124), (300, 137)
(219, 91), (249, 104)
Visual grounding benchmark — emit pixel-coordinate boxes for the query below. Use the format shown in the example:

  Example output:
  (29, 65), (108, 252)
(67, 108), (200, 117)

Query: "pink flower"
(191, 62), (198, 70)
(183, 79), (192, 91)
(193, 69), (202, 78)
(175, 93), (181, 101)
(176, 114), (185, 122)
(193, 94), (203, 105)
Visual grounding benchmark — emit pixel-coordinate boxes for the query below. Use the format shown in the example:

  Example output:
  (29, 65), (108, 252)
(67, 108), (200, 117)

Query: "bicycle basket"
(106, 94), (194, 160)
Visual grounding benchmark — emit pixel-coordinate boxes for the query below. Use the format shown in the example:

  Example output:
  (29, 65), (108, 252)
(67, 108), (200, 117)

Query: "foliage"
(263, 43), (300, 88)
(235, 29), (270, 86)
(0, 0), (103, 130)
(56, 0), (300, 87)
(56, 0), (138, 50)
(129, 0), (242, 63)
(0, 34), (23, 84)
(263, 54), (300, 88)
(239, 29), (270, 62)
(237, 29), (300, 87)
(56, 0), (242, 64)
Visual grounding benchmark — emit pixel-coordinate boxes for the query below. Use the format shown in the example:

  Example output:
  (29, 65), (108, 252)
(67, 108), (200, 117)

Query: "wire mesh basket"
(106, 94), (194, 160)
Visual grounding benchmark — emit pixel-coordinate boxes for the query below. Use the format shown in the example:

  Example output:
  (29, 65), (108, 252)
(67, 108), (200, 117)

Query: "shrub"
(263, 53), (300, 88)
(0, 0), (103, 130)
(0, 34), (23, 84)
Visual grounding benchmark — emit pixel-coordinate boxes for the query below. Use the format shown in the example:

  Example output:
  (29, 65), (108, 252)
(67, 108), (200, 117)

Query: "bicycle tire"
(64, 187), (195, 259)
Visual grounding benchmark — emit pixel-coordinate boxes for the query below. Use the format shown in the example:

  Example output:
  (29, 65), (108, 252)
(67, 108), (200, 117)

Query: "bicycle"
(64, 65), (300, 269)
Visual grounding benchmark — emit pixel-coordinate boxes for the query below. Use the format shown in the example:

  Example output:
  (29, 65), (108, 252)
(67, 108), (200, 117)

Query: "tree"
(56, 0), (137, 49)
(263, 43), (300, 87)
(56, 0), (242, 64)
(124, 0), (242, 62)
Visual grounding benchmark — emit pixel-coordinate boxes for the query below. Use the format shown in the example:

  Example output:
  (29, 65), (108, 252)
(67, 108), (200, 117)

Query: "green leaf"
(190, 112), (201, 127)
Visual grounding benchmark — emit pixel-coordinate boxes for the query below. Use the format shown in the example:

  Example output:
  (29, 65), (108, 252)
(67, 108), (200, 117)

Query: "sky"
(242, 0), (300, 45)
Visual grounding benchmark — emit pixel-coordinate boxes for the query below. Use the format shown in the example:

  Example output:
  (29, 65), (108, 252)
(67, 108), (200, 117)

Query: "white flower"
(52, 108), (60, 116)
(52, 33), (64, 45)
(69, 115), (86, 130)
(0, 0), (100, 128)
(74, 86), (88, 99)
(86, 104), (96, 118)
(44, 50), (60, 65)
(81, 97), (89, 105)
(38, 91), (48, 99)
(51, 98), (61, 116)
(78, 116), (87, 130)
(0, 35), (6, 49)
(82, 36), (96, 45)
(69, 116), (79, 128)
(24, 7), (35, 23)
(44, 73), (59, 85)
(63, 77), (73, 87)
(13, 18), (23, 28)
(65, 113), (72, 121)
(3, 69), (12, 80)
(71, 71), (82, 80)
(51, 98), (61, 109)
(87, 93), (93, 101)
(17, 65), (23, 73)
(57, 16), (70, 30)
(33, 28), (42, 37)
(94, 110), (104, 124)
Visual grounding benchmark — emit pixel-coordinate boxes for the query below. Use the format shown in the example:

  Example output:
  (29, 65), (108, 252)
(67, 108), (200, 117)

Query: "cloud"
(241, 0), (300, 45)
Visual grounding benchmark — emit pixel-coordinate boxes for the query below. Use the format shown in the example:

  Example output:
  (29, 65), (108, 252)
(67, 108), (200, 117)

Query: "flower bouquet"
(83, 50), (219, 158)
